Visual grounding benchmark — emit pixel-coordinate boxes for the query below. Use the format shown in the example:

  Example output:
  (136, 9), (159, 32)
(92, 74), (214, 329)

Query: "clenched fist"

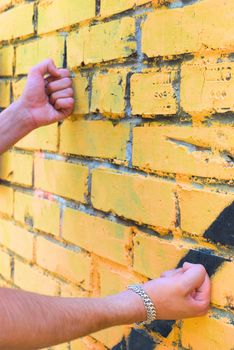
(18, 58), (74, 130)
(142, 263), (211, 320)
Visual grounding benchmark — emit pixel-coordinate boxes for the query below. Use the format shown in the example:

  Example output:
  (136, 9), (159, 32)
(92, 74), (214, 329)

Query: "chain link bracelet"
(128, 284), (157, 326)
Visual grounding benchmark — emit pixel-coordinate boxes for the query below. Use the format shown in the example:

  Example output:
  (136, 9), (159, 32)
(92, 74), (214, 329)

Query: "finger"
(50, 88), (74, 105)
(160, 268), (184, 278)
(47, 77), (72, 95)
(180, 264), (207, 294)
(29, 59), (60, 78)
(194, 273), (211, 302)
(54, 97), (74, 114)
(45, 69), (71, 85)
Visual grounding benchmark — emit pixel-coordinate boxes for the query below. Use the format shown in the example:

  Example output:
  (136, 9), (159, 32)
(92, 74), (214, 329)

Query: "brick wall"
(0, 0), (233, 349)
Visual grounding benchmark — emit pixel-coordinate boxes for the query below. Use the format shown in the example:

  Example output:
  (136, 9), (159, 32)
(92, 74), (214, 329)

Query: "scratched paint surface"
(0, 0), (233, 349)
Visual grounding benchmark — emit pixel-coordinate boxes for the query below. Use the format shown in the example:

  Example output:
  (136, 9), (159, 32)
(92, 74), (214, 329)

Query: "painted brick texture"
(0, 0), (233, 349)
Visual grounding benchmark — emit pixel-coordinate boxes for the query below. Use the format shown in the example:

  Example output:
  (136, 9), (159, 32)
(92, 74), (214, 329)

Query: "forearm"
(0, 100), (32, 154)
(0, 288), (145, 350)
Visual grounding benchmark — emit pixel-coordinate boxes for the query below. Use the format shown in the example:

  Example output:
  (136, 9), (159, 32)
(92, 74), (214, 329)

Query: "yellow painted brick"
(0, 218), (33, 260)
(211, 262), (234, 309)
(99, 264), (143, 297)
(0, 249), (11, 280)
(16, 124), (58, 152)
(60, 282), (88, 298)
(60, 120), (129, 161)
(0, 80), (10, 107)
(101, 0), (150, 16)
(132, 125), (234, 180)
(71, 337), (106, 350)
(91, 168), (176, 229)
(178, 188), (234, 236)
(133, 231), (187, 278)
(131, 70), (178, 116)
(93, 326), (129, 349)
(34, 157), (88, 202)
(51, 343), (68, 350)
(181, 59), (234, 116)
(0, 46), (14, 76)
(16, 35), (65, 75)
(0, 151), (33, 186)
(0, 3), (34, 42)
(63, 209), (130, 265)
(0, 185), (13, 216)
(142, 0), (234, 57)
(182, 314), (234, 350)
(38, 0), (95, 34)
(37, 236), (91, 288)
(91, 70), (127, 117)
(12, 77), (26, 100)
(14, 259), (59, 296)
(72, 73), (89, 115)
(0, 0), (12, 12)
(14, 192), (60, 236)
(67, 18), (136, 68)
(70, 339), (87, 350)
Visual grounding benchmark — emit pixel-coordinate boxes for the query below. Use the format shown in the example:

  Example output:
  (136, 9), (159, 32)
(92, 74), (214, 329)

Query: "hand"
(18, 59), (74, 130)
(143, 263), (211, 320)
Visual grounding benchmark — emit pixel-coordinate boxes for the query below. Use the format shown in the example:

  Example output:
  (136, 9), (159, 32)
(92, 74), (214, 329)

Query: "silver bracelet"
(128, 284), (157, 326)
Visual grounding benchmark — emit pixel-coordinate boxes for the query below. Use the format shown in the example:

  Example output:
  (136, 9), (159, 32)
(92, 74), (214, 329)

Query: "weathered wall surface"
(0, 0), (233, 349)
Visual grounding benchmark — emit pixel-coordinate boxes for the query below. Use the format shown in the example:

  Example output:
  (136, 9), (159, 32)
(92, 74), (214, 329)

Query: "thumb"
(29, 59), (60, 78)
(180, 263), (207, 294)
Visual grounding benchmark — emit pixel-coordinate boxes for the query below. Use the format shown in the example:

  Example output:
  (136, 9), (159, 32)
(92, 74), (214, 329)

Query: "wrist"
(102, 290), (147, 327)
(13, 98), (35, 133)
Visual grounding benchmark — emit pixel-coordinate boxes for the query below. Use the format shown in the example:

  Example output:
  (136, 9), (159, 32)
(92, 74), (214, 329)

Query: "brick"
(15, 124), (58, 152)
(99, 264), (143, 297)
(51, 343), (68, 350)
(181, 313), (234, 350)
(0, 185), (13, 216)
(67, 18), (136, 68)
(0, 219), (34, 260)
(0, 3), (34, 42)
(131, 70), (178, 116)
(14, 192), (60, 236)
(0, 249), (11, 280)
(16, 36), (64, 75)
(72, 73), (89, 115)
(91, 168), (176, 229)
(93, 326), (129, 349)
(132, 125), (234, 180)
(133, 231), (188, 278)
(38, 0), (95, 34)
(14, 260), (59, 296)
(91, 69), (127, 117)
(37, 236), (91, 288)
(101, 0), (150, 16)
(71, 338), (106, 350)
(211, 262), (234, 309)
(60, 120), (129, 161)
(63, 208), (130, 265)
(60, 282), (88, 298)
(178, 188), (234, 236)
(12, 77), (26, 100)
(0, 46), (14, 76)
(181, 59), (234, 116)
(34, 157), (88, 202)
(142, 0), (234, 57)
(0, 151), (33, 186)
(0, 80), (10, 107)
